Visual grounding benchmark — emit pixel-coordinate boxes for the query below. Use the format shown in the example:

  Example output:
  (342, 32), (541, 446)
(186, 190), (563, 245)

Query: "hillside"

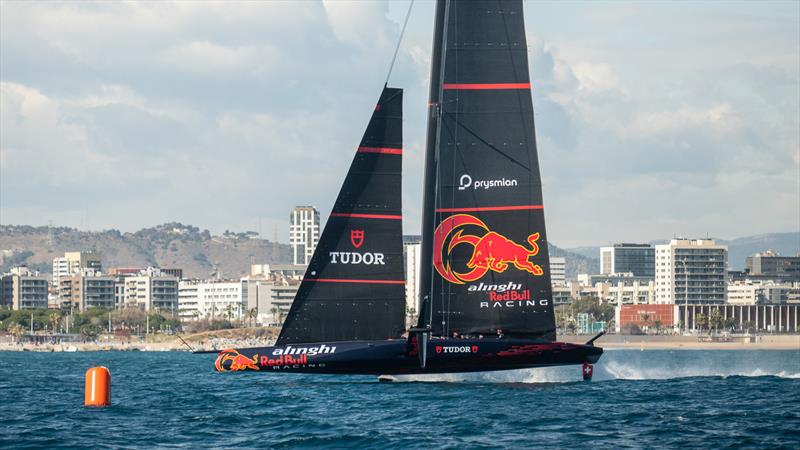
(548, 243), (599, 279)
(3, 223), (792, 279)
(0, 223), (291, 278)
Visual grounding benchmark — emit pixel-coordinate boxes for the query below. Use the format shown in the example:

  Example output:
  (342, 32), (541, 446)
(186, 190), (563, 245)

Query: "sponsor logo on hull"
(436, 345), (479, 354)
(271, 344), (336, 356)
(433, 214), (544, 284)
(215, 349), (260, 372)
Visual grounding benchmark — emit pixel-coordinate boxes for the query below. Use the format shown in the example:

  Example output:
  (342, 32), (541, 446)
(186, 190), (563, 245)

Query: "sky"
(1, 0), (798, 248)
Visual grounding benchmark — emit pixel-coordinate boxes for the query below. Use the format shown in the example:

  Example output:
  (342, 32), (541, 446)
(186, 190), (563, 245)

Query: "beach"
(1, 331), (797, 352)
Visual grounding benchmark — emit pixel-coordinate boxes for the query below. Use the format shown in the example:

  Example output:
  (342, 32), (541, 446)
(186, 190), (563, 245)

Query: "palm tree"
(654, 320), (663, 335)
(246, 308), (258, 327)
(709, 309), (723, 333)
(49, 312), (61, 335)
(8, 323), (24, 343)
(696, 313), (708, 332)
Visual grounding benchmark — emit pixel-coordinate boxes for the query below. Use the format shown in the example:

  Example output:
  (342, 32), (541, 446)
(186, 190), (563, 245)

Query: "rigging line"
(385, 0), (416, 86)
(499, 0), (534, 171)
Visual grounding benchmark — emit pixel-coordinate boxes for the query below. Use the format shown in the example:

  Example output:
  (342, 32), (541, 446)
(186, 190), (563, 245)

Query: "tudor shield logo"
(433, 214), (544, 284)
(350, 229), (364, 249)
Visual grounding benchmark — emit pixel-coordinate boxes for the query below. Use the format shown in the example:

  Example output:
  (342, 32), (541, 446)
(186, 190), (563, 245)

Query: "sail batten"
(419, 0), (556, 341)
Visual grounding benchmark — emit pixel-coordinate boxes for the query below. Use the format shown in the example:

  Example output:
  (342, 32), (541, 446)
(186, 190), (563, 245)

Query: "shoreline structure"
(0, 332), (797, 352)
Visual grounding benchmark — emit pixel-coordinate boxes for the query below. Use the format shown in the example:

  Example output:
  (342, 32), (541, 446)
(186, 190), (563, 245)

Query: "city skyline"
(1, 1), (798, 248)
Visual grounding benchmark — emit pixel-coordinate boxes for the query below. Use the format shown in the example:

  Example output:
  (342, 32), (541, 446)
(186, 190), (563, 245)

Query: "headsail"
(419, 0), (556, 341)
(277, 87), (406, 345)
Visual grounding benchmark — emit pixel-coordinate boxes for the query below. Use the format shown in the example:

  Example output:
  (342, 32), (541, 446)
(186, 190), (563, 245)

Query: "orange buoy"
(84, 366), (111, 407)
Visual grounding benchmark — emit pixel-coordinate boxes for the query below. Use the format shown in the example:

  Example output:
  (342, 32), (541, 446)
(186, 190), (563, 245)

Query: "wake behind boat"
(215, 0), (603, 379)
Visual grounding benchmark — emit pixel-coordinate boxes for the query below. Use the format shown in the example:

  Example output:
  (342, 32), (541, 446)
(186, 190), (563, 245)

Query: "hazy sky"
(1, 1), (798, 247)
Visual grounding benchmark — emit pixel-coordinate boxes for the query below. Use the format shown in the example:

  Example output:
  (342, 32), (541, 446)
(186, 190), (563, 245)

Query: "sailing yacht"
(215, 0), (603, 378)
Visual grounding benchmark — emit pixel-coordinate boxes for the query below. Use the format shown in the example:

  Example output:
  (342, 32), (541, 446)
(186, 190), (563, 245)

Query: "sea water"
(1, 350), (798, 449)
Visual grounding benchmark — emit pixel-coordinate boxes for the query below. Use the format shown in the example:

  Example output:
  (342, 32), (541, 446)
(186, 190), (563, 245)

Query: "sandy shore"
(1, 334), (797, 352)
(561, 334), (800, 350)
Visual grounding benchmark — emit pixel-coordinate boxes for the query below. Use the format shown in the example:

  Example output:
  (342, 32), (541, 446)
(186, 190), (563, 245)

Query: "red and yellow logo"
(433, 214), (544, 284)
(215, 349), (260, 372)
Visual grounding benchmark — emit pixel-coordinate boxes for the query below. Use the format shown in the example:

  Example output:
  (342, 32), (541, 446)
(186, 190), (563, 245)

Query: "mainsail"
(419, 0), (556, 341)
(277, 87), (406, 345)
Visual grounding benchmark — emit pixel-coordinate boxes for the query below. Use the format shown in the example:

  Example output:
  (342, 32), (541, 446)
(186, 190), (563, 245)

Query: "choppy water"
(1, 349), (798, 449)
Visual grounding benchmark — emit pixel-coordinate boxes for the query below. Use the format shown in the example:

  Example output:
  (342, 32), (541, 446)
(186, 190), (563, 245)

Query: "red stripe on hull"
(307, 278), (405, 285)
(357, 146), (402, 155)
(435, 205), (544, 213)
(330, 213), (402, 220)
(442, 83), (531, 90)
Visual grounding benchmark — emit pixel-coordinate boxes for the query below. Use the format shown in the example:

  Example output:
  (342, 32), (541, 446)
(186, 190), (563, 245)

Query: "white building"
(124, 274), (179, 313)
(52, 251), (102, 285)
(0, 267), (49, 310)
(289, 206), (320, 265)
(593, 280), (656, 305)
(178, 280), (246, 321)
(550, 257), (566, 286)
(728, 281), (800, 305)
(268, 283), (299, 325)
(241, 276), (276, 325)
(655, 239), (727, 305)
(403, 236), (422, 321)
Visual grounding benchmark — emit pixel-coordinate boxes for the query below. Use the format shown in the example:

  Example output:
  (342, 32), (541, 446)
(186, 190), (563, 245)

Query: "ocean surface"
(1, 349), (798, 449)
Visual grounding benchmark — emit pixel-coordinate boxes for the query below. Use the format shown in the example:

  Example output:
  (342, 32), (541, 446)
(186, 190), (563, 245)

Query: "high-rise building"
(52, 251), (102, 285)
(655, 239), (727, 305)
(1, 267), (49, 310)
(745, 251), (800, 282)
(550, 257), (566, 286)
(403, 235), (422, 321)
(289, 206), (320, 265)
(600, 243), (655, 277)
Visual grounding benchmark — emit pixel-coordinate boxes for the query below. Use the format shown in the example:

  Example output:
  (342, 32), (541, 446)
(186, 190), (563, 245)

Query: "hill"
(0, 223), (291, 278)
(548, 243), (599, 279)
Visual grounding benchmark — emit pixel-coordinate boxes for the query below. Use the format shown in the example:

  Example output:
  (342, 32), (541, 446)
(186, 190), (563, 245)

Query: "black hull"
(214, 338), (602, 376)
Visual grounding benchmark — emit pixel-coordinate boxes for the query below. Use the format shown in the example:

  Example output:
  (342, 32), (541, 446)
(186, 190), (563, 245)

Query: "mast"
(418, 0), (448, 329)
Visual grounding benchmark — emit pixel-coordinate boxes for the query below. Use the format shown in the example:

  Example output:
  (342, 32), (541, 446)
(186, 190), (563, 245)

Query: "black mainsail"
(277, 87), (406, 345)
(418, 0), (556, 341)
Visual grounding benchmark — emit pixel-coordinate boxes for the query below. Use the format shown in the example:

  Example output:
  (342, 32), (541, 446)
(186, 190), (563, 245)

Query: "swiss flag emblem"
(350, 229), (364, 249)
(472, 346), (478, 353)
(435, 346), (442, 354)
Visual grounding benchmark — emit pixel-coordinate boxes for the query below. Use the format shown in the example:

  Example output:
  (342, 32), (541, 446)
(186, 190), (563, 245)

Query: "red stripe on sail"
(330, 213), (402, 220)
(435, 205), (544, 213)
(307, 278), (405, 285)
(357, 146), (402, 155)
(442, 83), (531, 90)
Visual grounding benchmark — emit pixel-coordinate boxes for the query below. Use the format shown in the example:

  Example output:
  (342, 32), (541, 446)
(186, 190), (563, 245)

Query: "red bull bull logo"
(433, 214), (544, 284)
(215, 349), (260, 372)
